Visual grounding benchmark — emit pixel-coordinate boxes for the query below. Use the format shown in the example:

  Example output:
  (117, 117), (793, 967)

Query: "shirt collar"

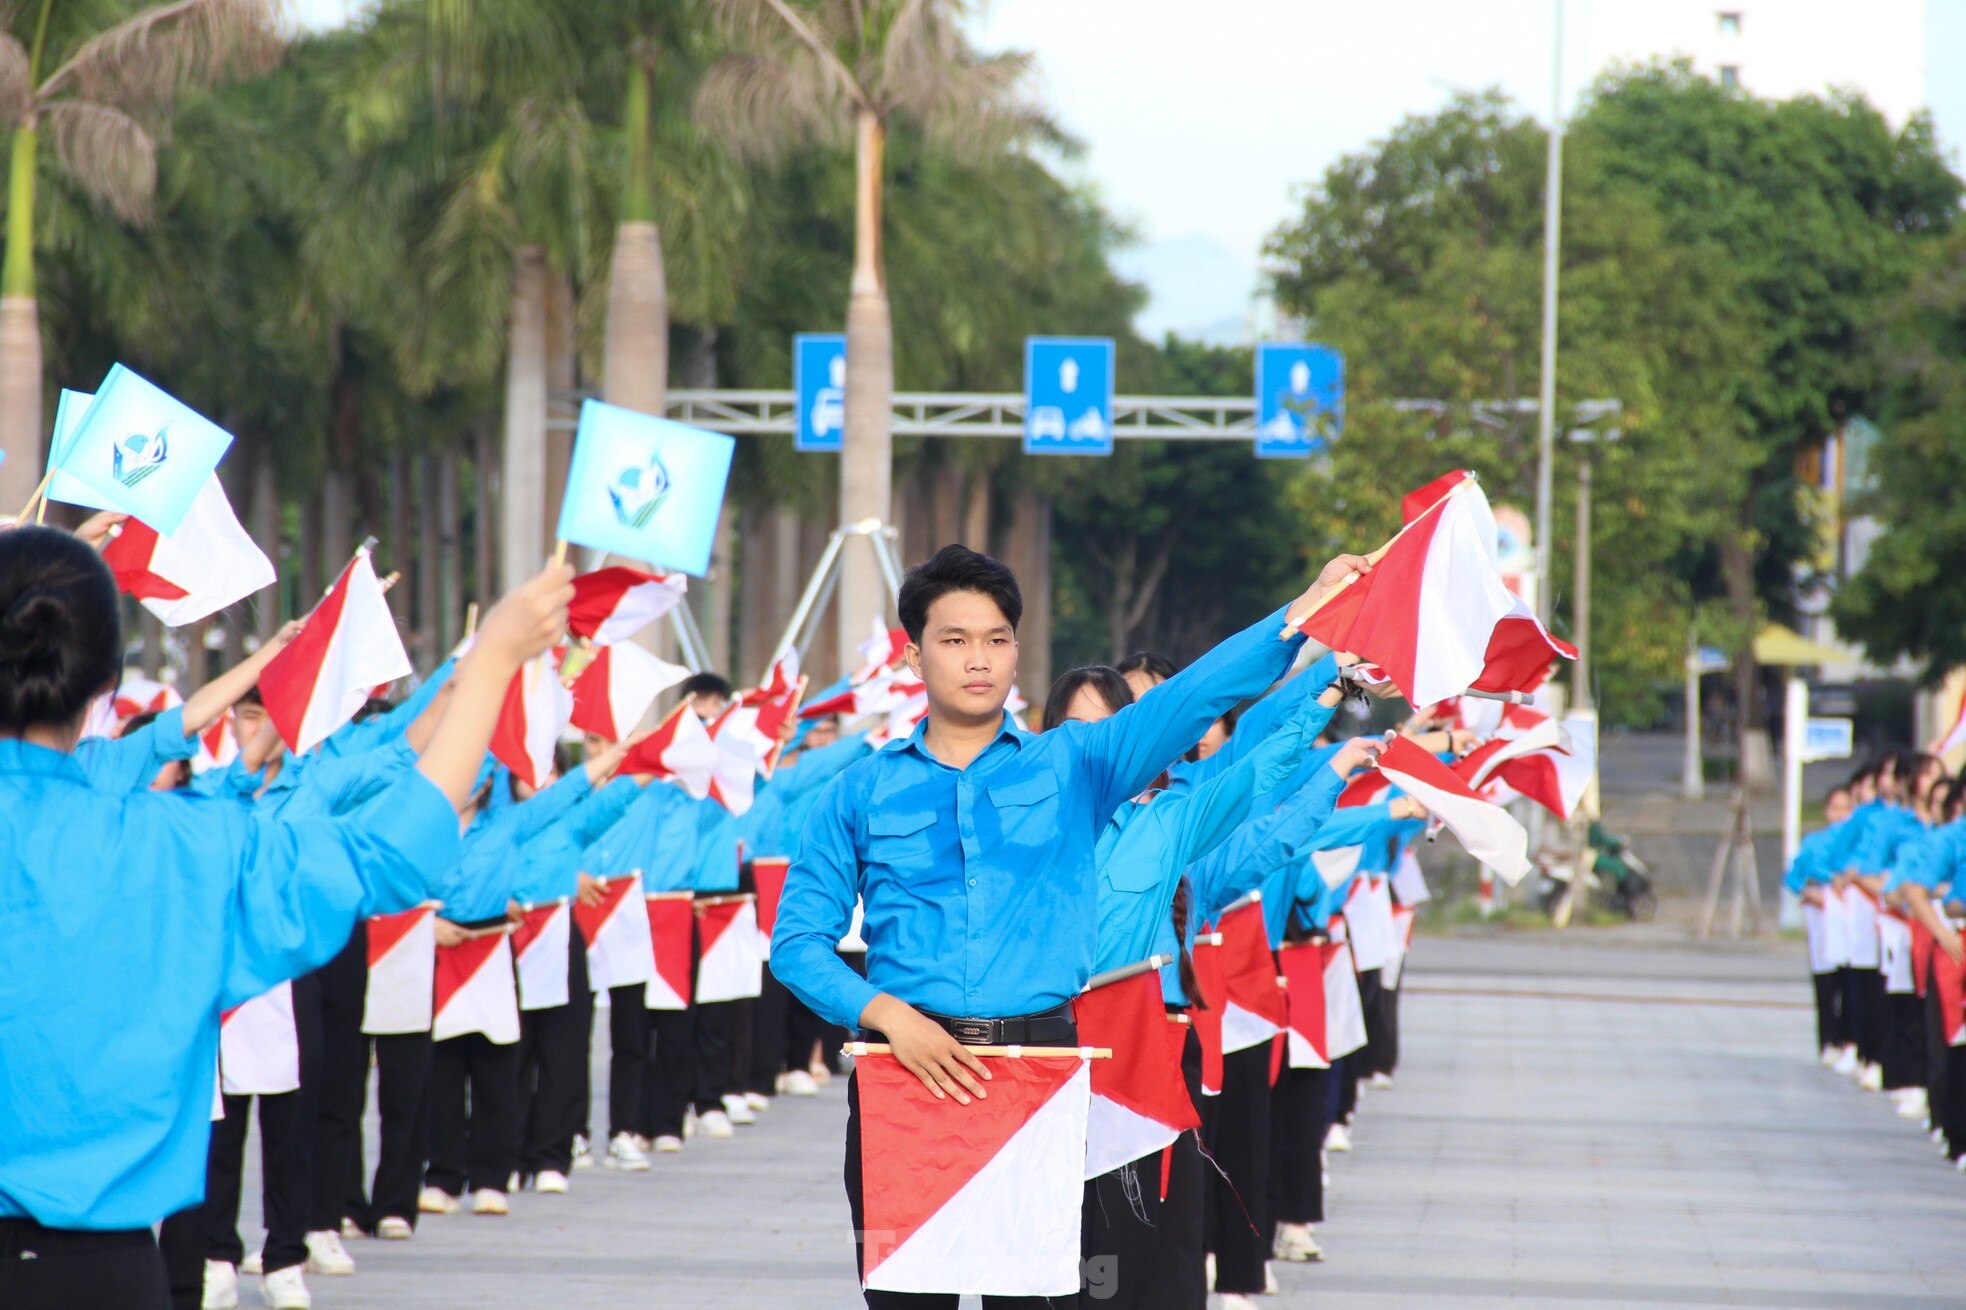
(0, 738), (89, 779)
(897, 708), (1029, 763)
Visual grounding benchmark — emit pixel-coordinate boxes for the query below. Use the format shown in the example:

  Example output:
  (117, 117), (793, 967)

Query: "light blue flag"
(51, 365), (233, 534)
(45, 389), (119, 513)
(555, 400), (734, 577)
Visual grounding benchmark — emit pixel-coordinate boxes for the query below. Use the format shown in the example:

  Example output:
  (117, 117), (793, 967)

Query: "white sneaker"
(631, 1133), (653, 1152)
(809, 1060), (833, 1085)
(1819, 1045), (1842, 1068)
(1274, 1221), (1322, 1262)
(605, 1132), (651, 1171)
(697, 1109), (736, 1138)
(1204, 1252), (1215, 1291)
(1897, 1088), (1930, 1120)
(338, 1218), (366, 1240)
(239, 1251), (262, 1276)
(1859, 1063), (1884, 1091)
(507, 1171), (524, 1192)
(471, 1189), (508, 1215)
(1324, 1123), (1353, 1153)
(721, 1095), (757, 1126)
(416, 1186), (459, 1215)
(1954, 1154), (1966, 1173)
(261, 1266), (312, 1310)
(1368, 1071), (1394, 1090)
(1216, 1296), (1260, 1310)
(570, 1133), (594, 1169)
(201, 1260), (239, 1310)
(1831, 1045), (1860, 1076)
(780, 1069), (820, 1096)
(376, 1217), (413, 1240)
(536, 1169), (569, 1194)
(303, 1231), (354, 1276)
(652, 1134), (683, 1153)
(1264, 1263), (1281, 1294)
(745, 1091), (771, 1112)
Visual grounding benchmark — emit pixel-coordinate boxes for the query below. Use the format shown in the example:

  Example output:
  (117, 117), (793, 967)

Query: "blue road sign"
(794, 333), (847, 453)
(1024, 337), (1115, 456)
(1255, 343), (1344, 459)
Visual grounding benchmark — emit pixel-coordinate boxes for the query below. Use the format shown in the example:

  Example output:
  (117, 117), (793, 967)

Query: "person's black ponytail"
(0, 526), (122, 735)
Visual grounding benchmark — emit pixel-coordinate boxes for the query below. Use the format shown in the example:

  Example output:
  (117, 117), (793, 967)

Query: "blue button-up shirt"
(773, 606), (1306, 1027)
(74, 706), (198, 795)
(584, 778), (702, 892)
(0, 739), (459, 1230)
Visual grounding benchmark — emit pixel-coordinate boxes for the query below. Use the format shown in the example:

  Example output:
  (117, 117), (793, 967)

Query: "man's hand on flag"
(575, 872), (607, 909)
(860, 993), (992, 1105)
(1284, 553), (1375, 634)
(584, 727), (653, 786)
(476, 563), (577, 671)
(73, 511), (128, 547)
(1326, 735), (1386, 779)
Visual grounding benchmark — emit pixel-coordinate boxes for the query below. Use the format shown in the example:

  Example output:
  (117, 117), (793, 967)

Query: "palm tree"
(0, 0), (284, 511)
(699, 0), (1039, 672)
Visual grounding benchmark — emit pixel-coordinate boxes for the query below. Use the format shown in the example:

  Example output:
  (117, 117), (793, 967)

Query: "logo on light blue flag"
(557, 400), (734, 577)
(49, 365), (233, 534)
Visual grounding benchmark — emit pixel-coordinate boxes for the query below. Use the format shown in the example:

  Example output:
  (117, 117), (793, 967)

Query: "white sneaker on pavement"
(781, 1069), (820, 1096)
(338, 1218), (366, 1241)
(471, 1189), (508, 1215)
(239, 1252), (262, 1277)
(745, 1091), (771, 1112)
(1897, 1088), (1930, 1120)
(416, 1187), (460, 1215)
(536, 1170), (569, 1194)
(1264, 1263), (1281, 1294)
(303, 1231), (355, 1276)
(1367, 1072), (1394, 1090)
(698, 1109), (737, 1138)
(1831, 1045), (1860, 1076)
(1859, 1062), (1884, 1091)
(606, 1132), (652, 1171)
(1820, 1045), (1841, 1068)
(721, 1095), (757, 1126)
(570, 1133), (594, 1169)
(508, 1171), (524, 1192)
(201, 1260), (239, 1310)
(1273, 1222), (1322, 1262)
(653, 1134), (683, 1153)
(1216, 1295), (1261, 1309)
(375, 1217), (413, 1241)
(1324, 1123), (1353, 1153)
(261, 1266), (312, 1310)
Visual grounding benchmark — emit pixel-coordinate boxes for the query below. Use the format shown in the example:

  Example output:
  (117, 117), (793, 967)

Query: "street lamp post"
(1533, 0), (1565, 625)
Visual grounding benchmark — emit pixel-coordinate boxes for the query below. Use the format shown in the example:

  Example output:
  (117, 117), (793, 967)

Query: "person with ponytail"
(0, 524), (571, 1310)
(1043, 659), (1379, 1309)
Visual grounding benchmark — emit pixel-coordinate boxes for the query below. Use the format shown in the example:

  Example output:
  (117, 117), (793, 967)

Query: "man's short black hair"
(898, 545), (1022, 645)
(1115, 652), (1176, 683)
(679, 672), (733, 702)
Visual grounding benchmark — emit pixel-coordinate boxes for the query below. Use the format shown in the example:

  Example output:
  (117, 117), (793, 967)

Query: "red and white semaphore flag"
(566, 566), (687, 645)
(695, 895), (763, 1002)
(490, 655), (575, 790)
(1451, 706), (1565, 789)
(856, 1050), (1092, 1297)
(1300, 472), (1516, 707)
(620, 703), (717, 798)
(1471, 596), (1577, 695)
(362, 905), (437, 1035)
(192, 711), (237, 776)
(1277, 940), (1368, 1070)
(644, 892), (694, 1010)
(432, 932), (520, 1044)
(575, 873), (655, 992)
(513, 900), (572, 1012)
(1492, 717), (1599, 820)
(260, 550), (412, 754)
(219, 983), (300, 1095)
(704, 708), (761, 815)
(101, 476), (275, 627)
(1374, 734), (1531, 884)
(752, 857), (790, 959)
(568, 641), (689, 742)
(1072, 968), (1199, 1178)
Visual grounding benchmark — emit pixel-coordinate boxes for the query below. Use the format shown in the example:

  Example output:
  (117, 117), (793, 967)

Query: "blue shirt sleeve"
(772, 774), (880, 1028)
(1188, 759), (1348, 921)
(317, 659), (456, 760)
(74, 706), (198, 796)
(1164, 653), (1336, 794)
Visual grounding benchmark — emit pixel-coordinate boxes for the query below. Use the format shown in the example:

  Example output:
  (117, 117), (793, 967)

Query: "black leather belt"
(861, 1004), (1077, 1047)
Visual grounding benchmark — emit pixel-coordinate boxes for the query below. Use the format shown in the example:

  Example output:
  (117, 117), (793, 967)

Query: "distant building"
(1575, 0), (1928, 126)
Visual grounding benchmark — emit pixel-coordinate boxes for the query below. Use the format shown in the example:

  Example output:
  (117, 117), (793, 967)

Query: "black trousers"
(1358, 968), (1393, 1079)
(1080, 1137), (1206, 1310)
(745, 967), (794, 1095)
(1377, 975), (1402, 1076)
(1881, 990), (1928, 1092)
(157, 1206), (204, 1310)
(204, 974), (320, 1274)
(693, 998), (737, 1112)
(310, 930), (368, 1234)
(1813, 971), (1844, 1051)
(1268, 1066), (1328, 1228)
(843, 1072), (1079, 1309)
(812, 950), (867, 1073)
(426, 1032), (522, 1195)
(0, 1220), (168, 1310)
(1199, 1042), (1272, 1295)
(368, 1031), (433, 1226)
(1841, 966), (1885, 1067)
(515, 928), (593, 1176)
(609, 984), (656, 1139)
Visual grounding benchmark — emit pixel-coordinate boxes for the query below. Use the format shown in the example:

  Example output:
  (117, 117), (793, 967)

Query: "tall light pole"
(1533, 0), (1565, 624)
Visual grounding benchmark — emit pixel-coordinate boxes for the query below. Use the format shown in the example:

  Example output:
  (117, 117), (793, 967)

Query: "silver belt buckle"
(949, 1018), (994, 1045)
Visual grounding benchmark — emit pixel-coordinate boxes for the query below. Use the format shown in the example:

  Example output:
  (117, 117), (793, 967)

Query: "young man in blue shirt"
(772, 543), (1367, 1306)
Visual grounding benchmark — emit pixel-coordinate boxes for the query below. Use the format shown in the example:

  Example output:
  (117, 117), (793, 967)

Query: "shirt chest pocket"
(989, 773), (1061, 847)
(866, 809), (938, 870)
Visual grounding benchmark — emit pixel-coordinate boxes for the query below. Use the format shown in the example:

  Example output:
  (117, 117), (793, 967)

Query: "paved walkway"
(235, 931), (1966, 1307)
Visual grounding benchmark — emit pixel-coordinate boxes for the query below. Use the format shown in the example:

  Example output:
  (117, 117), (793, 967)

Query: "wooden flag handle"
(844, 1042), (1111, 1060)
(15, 465), (55, 524)
(551, 539), (569, 568)
(463, 602), (480, 639)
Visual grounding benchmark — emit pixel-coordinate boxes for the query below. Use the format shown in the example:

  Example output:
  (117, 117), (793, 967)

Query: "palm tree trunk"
(1003, 486), (1053, 700)
(838, 107), (894, 677)
(438, 447), (463, 654)
(501, 245), (549, 591)
(604, 60), (668, 417)
(0, 125), (42, 512)
(543, 266), (577, 550)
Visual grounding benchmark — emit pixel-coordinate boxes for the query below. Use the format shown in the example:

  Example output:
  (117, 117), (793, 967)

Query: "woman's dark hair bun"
(0, 526), (122, 734)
